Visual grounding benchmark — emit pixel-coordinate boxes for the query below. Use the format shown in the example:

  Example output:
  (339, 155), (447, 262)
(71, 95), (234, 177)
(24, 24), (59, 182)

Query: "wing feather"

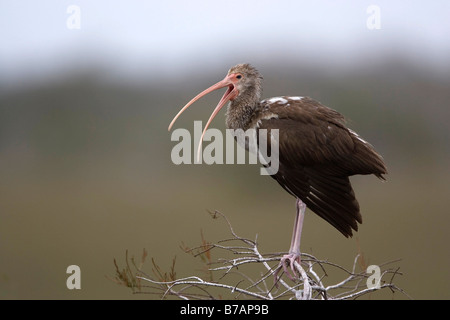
(257, 97), (386, 236)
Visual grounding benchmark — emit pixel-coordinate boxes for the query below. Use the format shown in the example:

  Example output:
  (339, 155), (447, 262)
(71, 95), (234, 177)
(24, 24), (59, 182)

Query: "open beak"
(168, 74), (239, 161)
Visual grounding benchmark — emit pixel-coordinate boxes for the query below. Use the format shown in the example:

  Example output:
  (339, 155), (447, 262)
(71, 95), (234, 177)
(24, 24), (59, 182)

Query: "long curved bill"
(168, 74), (239, 161)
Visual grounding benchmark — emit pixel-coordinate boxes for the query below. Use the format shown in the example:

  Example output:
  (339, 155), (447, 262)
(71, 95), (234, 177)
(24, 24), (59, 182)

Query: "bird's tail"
(346, 135), (387, 180)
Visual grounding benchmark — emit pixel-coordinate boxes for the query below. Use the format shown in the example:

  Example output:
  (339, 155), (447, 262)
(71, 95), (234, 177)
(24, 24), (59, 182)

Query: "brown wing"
(257, 97), (387, 237)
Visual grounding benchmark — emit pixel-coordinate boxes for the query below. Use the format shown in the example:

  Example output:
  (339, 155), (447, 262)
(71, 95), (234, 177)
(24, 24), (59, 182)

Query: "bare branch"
(111, 211), (408, 300)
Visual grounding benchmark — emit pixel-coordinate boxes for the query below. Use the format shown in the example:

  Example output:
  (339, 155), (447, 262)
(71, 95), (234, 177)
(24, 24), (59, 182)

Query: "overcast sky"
(1, 1), (449, 85)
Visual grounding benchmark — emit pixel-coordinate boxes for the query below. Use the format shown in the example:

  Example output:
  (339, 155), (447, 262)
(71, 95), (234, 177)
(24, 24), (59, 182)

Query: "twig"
(113, 211), (408, 300)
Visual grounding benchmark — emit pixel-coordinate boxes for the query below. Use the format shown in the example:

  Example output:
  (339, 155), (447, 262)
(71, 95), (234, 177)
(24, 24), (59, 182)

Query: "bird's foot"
(274, 252), (302, 285)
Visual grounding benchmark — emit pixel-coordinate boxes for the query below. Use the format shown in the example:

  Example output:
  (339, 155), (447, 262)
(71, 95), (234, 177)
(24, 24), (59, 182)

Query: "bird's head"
(226, 63), (263, 104)
(168, 63), (262, 160)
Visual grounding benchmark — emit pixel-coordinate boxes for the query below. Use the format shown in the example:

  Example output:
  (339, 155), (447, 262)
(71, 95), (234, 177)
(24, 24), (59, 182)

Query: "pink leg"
(275, 198), (306, 281)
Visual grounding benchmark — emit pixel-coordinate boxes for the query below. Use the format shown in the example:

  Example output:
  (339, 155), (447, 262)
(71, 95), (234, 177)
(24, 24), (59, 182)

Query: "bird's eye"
(236, 74), (242, 79)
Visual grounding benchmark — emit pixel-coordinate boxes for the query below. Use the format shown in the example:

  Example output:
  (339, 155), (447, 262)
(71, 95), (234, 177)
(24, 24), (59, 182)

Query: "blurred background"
(1, 0), (449, 299)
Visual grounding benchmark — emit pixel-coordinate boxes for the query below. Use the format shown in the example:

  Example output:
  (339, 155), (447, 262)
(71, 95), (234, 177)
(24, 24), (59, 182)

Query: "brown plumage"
(222, 64), (387, 237)
(169, 63), (387, 276)
(256, 96), (386, 236)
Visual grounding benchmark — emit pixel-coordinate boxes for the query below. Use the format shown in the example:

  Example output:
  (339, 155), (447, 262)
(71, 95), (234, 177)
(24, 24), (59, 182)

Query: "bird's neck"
(225, 90), (261, 130)
(225, 102), (258, 130)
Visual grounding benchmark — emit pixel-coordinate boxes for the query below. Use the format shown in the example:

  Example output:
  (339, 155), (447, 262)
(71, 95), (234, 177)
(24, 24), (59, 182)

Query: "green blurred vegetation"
(0, 59), (449, 299)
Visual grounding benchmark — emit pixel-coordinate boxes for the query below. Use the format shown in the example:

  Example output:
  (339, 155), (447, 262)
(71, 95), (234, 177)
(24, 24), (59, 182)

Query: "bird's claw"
(274, 252), (302, 285)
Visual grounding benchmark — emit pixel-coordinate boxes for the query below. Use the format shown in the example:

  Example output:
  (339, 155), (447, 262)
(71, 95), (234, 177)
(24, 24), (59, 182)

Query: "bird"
(168, 63), (387, 279)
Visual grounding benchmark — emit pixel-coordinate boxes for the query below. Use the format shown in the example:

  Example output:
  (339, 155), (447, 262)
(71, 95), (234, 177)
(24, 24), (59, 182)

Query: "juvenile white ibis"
(168, 63), (387, 279)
